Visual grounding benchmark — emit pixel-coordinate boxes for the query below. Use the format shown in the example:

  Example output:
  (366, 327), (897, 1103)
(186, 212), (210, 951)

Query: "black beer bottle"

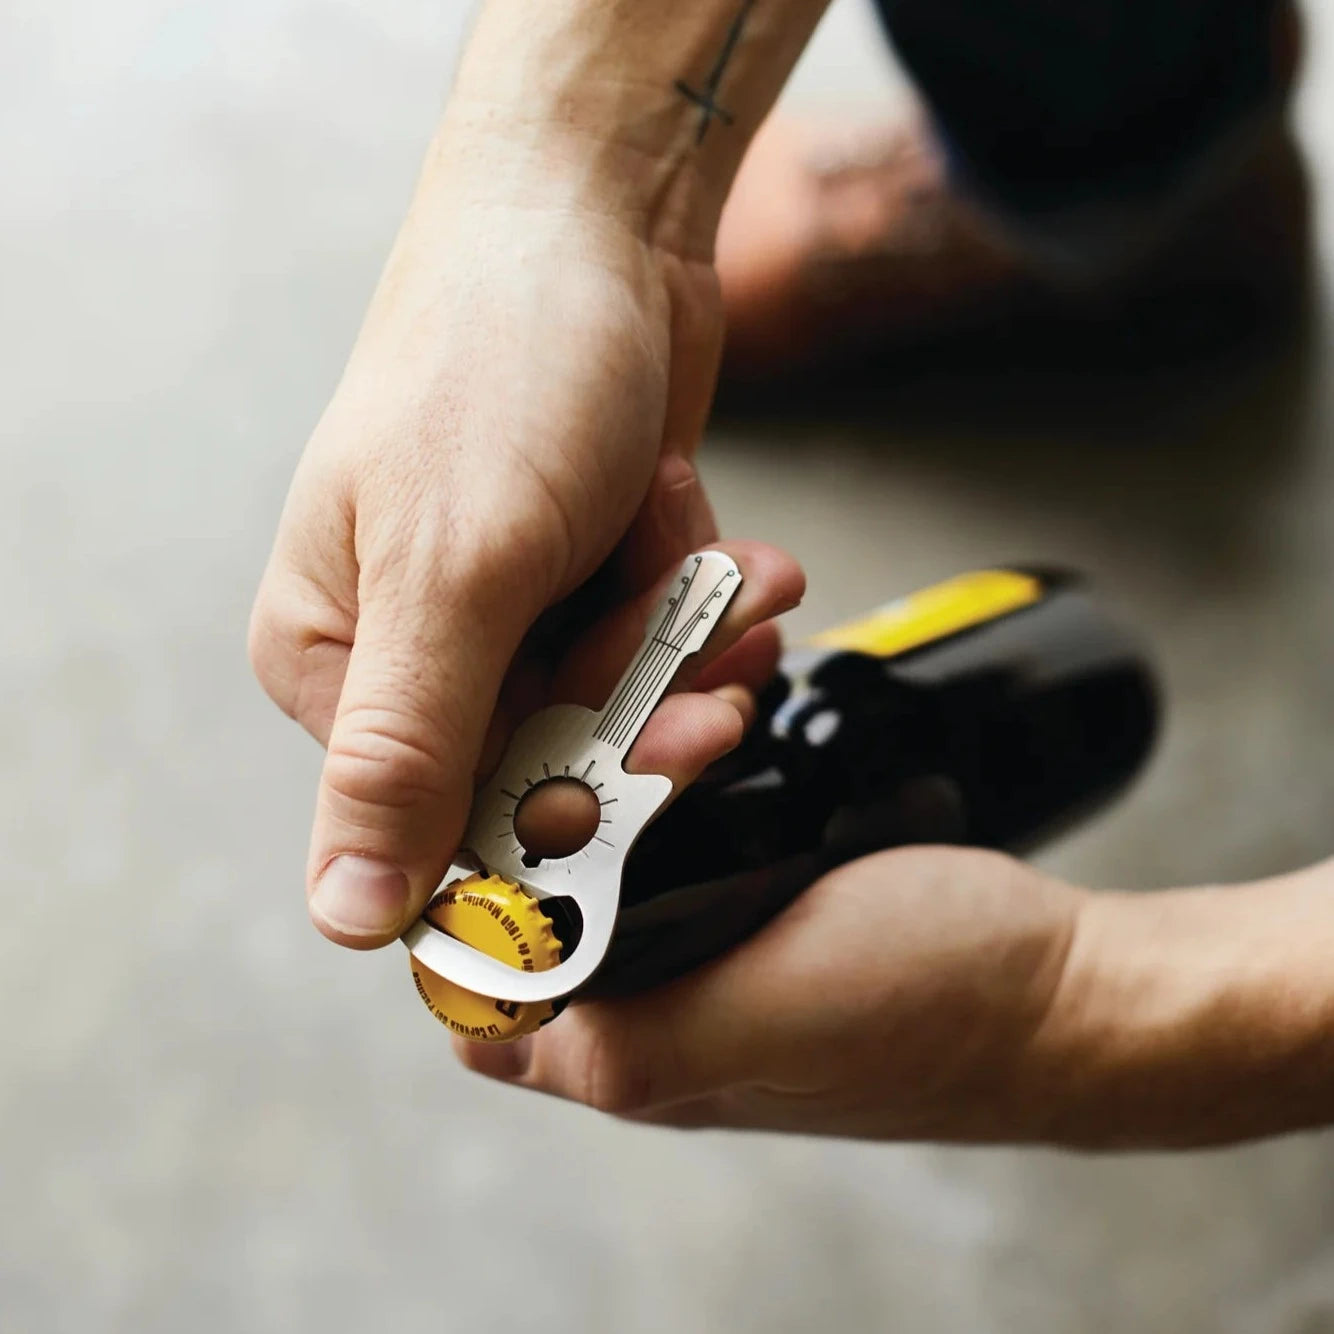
(581, 568), (1159, 995)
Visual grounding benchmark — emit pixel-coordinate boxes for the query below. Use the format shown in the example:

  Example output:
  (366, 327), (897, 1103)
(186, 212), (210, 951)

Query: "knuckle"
(360, 502), (546, 638)
(247, 595), (299, 718)
(569, 1016), (658, 1117)
(248, 578), (354, 733)
(322, 703), (458, 815)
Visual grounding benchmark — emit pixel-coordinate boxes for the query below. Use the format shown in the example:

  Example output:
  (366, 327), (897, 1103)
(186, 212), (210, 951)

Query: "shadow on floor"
(713, 284), (1320, 588)
(712, 129), (1321, 582)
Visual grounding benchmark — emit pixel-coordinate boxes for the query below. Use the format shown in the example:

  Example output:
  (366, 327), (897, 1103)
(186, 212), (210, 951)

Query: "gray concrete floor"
(5, 2), (1334, 1331)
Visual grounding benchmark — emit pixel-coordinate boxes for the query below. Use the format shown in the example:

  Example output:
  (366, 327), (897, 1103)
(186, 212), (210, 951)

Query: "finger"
(691, 621), (783, 696)
(251, 628), (351, 749)
(623, 690), (745, 791)
(453, 1037), (743, 1132)
(248, 459), (362, 747)
(306, 580), (529, 950)
(709, 682), (757, 734)
(454, 952), (775, 1113)
(248, 572), (357, 749)
(666, 543), (801, 695)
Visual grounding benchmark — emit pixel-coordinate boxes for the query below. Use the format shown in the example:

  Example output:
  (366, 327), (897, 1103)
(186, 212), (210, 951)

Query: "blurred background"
(5, 1), (1334, 1330)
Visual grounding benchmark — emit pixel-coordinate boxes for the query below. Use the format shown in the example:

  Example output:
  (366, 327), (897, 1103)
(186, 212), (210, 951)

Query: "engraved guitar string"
(597, 563), (708, 748)
(593, 559), (698, 747)
(604, 568), (733, 750)
(604, 577), (726, 749)
(594, 562), (735, 750)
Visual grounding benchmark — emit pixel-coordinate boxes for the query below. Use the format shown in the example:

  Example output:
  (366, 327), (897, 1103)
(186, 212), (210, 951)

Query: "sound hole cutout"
(513, 777), (602, 866)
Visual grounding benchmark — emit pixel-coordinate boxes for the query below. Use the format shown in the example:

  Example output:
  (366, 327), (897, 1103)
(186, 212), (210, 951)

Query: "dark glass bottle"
(581, 568), (1159, 996)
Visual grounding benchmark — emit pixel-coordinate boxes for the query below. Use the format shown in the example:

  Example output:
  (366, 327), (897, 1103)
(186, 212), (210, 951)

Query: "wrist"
(1025, 864), (1334, 1149)
(444, 0), (831, 257)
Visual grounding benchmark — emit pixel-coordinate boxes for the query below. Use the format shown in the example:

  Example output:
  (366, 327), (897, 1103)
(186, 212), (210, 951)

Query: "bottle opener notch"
(403, 551), (742, 1002)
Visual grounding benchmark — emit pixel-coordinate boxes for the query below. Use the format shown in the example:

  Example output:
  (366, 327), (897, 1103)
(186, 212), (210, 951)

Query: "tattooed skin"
(674, 0), (757, 142)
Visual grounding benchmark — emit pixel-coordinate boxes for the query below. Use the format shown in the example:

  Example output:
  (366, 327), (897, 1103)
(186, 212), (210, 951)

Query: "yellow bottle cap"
(409, 874), (564, 1043)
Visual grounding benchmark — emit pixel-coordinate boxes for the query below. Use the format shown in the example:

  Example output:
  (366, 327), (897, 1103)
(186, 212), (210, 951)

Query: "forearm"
(1032, 860), (1334, 1149)
(443, 0), (833, 254)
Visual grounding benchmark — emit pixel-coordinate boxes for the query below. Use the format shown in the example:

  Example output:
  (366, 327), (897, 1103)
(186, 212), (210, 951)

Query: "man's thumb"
(305, 596), (504, 949)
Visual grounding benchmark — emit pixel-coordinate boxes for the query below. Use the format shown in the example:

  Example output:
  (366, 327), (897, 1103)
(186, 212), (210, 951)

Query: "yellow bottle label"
(807, 570), (1043, 659)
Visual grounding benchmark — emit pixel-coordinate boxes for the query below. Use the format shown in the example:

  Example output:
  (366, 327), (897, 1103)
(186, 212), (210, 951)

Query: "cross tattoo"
(675, 0), (756, 144)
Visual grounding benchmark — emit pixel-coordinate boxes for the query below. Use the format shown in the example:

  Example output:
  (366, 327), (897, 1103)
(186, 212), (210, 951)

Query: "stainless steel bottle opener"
(402, 550), (742, 1002)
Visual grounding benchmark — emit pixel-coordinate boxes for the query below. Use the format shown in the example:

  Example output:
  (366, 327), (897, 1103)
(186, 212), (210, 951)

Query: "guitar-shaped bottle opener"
(402, 550), (741, 1003)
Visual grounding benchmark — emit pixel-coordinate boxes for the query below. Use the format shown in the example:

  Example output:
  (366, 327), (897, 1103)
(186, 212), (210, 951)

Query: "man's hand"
(458, 846), (1080, 1139)
(248, 0), (845, 945)
(248, 126), (762, 946)
(458, 849), (1334, 1150)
